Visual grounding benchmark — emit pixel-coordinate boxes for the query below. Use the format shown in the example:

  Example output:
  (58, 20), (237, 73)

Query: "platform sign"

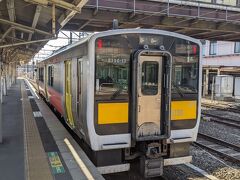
(47, 152), (65, 174)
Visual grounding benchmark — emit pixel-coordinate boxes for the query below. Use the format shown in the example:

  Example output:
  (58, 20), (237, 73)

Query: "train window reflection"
(141, 62), (159, 95)
(39, 67), (44, 82)
(95, 57), (129, 96)
(173, 64), (198, 94)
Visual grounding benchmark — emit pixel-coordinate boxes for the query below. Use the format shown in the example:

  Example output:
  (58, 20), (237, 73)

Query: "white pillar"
(205, 69), (209, 96)
(14, 62), (16, 84)
(3, 64), (7, 96)
(0, 63), (3, 143)
(9, 63), (12, 88)
(10, 63), (12, 86)
(6, 64), (10, 90)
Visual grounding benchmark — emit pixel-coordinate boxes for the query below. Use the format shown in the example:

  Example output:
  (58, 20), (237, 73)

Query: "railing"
(86, 0), (240, 24)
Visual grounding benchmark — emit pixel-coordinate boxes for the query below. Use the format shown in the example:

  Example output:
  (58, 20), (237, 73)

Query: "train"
(35, 29), (202, 178)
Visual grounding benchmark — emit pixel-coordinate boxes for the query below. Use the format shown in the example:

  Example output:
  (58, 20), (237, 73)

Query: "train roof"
(39, 28), (201, 62)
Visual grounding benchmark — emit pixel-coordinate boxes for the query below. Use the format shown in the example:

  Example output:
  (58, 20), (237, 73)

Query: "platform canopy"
(1, 0), (240, 65)
(0, 0), (88, 64)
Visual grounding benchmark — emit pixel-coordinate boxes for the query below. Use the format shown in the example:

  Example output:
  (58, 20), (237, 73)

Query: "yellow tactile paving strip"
(21, 81), (53, 180)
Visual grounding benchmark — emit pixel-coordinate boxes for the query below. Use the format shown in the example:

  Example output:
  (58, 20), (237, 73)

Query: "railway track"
(195, 133), (240, 164)
(202, 103), (240, 114)
(202, 112), (240, 129)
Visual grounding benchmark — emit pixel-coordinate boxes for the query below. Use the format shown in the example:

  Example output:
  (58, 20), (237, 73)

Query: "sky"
(32, 31), (88, 63)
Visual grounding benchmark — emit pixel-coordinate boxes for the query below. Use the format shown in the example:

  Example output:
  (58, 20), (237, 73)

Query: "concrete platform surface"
(0, 81), (24, 180)
(0, 79), (104, 180)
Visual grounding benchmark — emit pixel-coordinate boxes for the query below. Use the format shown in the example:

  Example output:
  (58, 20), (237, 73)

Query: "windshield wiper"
(110, 86), (124, 100)
(172, 83), (184, 98)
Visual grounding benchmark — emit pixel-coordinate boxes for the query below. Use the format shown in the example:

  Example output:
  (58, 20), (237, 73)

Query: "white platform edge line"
(185, 163), (219, 180)
(24, 79), (39, 99)
(27, 84), (104, 180)
(64, 138), (95, 180)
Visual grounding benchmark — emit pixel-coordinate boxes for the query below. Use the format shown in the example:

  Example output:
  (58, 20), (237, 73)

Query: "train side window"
(141, 61), (159, 95)
(39, 67), (44, 82)
(48, 65), (54, 86)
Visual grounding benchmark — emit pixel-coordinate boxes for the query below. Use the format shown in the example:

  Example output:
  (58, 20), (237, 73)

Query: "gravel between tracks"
(199, 118), (240, 146)
(162, 165), (207, 180)
(191, 145), (240, 180)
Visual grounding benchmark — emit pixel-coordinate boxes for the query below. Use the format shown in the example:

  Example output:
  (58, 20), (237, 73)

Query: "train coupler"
(140, 142), (164, 178)
(140, 156), (163, 178)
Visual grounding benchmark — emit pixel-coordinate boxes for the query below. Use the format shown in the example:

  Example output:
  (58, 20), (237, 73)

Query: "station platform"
(0, 79), (104, 180)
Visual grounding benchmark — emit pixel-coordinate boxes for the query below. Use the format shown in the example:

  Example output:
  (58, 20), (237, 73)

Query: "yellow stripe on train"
(97, 100), (197, 124)
(98, 102), (129, 124)
(171, 101), (197, 120)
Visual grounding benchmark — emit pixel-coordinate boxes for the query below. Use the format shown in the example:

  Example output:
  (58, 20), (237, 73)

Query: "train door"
(137, 55), (163, 139)
(64, 60), (75, 128)
(44, 65), (49, 100)
(76, 59), (83, 130)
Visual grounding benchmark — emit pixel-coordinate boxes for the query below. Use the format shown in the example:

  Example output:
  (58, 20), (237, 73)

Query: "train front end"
(88, 29), (201, 177)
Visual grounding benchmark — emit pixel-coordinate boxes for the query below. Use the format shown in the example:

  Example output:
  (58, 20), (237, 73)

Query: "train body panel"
(48, 86), (63, 115)
(36, 29), (202, 177)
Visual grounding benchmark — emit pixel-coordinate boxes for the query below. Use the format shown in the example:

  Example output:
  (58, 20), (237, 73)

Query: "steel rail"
(202, 103), (240, 114)
(202, 112), (240, 129)
(198, 133), (240, 151)
(195, 133), (240, 163)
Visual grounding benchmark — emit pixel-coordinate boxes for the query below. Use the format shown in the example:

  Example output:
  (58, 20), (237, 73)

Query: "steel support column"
(205, 69), (209, 96)
(0, 61), (2, 143)
(6, 64), (10, 91)
(3, 64), (7, 96)
(13, 62), (16, 84)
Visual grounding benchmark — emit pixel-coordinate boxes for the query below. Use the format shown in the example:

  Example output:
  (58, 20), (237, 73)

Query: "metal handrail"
(85, 0), (240, 24)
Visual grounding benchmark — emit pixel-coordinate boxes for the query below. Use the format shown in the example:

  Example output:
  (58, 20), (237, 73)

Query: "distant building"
(202, 40), (240, 96)
(190, 0), (240, 6)
(17, 64), (36, 79)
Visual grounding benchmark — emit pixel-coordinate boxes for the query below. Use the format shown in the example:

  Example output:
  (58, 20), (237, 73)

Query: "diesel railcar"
(36, 29), (202, 178)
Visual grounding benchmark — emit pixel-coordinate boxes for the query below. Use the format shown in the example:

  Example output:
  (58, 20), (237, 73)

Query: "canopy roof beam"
(25, 0), (83, 13)
(6, 0), (16, 38)
(28, 5), (42, 41)
(0, 27), (13, 43)
(58, 0), (88, 28)
(0, 18), (53, 36)
(0, 37), (54, 48)
(0, 26), (33, 44)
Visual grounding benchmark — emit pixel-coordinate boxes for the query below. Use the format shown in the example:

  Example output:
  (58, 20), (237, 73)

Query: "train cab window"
(141, 61), (159, 95)
(172, 40), (199, 95)
(48, 65), (54, 86)
(95, 36), (130, 100)
(95, 59), (129, 97)
(173, 64), (198, 94)
(39, 67), (44, 82)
